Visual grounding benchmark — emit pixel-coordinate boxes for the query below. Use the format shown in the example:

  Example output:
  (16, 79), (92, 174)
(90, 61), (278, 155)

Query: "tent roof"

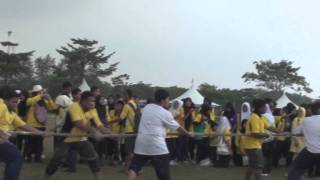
(79, 78), (91, 92)
(172, 84), (220, 107)
(276, 92), (297, 108)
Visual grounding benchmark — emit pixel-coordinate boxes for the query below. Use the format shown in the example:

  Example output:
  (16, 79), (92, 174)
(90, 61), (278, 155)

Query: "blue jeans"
(0, 142), (23, 180)
(287, 148), (320, 180)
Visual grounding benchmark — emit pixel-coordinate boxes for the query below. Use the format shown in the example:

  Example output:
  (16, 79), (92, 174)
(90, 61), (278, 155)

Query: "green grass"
(1, 162), (310, 180)
(0, 117), (310, 180)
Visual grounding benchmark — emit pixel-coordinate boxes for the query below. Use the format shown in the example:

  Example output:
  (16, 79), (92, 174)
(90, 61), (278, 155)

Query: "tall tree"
(242, 60), (312, 93)
(0, 49), (34, 86)
(33, 54), (64, 95)
(56, 38), (129, 86)
(34, 55), (56, 81)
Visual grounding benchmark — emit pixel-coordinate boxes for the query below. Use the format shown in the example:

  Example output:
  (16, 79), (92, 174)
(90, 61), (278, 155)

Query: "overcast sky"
(1, 0), (320, 97)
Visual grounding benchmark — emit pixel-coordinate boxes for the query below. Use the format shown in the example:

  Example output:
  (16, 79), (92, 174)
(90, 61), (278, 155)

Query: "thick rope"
(8, 131), (303, 138)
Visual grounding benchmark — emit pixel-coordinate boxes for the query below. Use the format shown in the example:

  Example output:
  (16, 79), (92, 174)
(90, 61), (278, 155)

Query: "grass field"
(1, 162), (310, 180)
(3, 137), (310, 180)
(0, 118), (311, 180)
(0, 136), (311, 180)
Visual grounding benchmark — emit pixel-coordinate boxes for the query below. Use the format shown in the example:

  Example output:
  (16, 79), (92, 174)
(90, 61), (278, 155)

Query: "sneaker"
(199, 158), (213, 167)
(169, 160), (178, 166)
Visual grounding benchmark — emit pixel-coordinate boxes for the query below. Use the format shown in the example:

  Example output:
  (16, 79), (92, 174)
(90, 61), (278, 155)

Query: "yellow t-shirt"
(290, 117), (305, 153)
(166, 114), (179, 139)
(276, 117), (288, 141)
(223, 128), (231, 144)
(120, 100), (137, 133)
(0, 98), (8, 122)
(26, 95), (57, 128)
(64, 102), (103, 143)
(194, 113), (214, 136)
(243, 113), (269, 149)
(0, 105), (26, 133)
(108, 110), (121, 134)
(179, 108), (196, 131)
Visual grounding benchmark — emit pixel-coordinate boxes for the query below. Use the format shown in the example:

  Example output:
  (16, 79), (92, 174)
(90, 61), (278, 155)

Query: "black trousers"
(26, 127), (45, 160)
(288, 148), (320, 180)
(45, 141), (100, 176)
(231, 137), (242, 166)
(106, 139), (120, 161)
(217, 155), (231, 168)
(16, 135), (28, 158)
(273, 139), (292, 167)
(195, 138), (209, 163)
(188, 138), (196, 161)
(120, 143), (126, 162)
(166, 138), (177, 161)
(209, 146), (217, 164)
(130, 154), (171, 180)
(176, 136), (189, 161)
(262, 141), (275, 174)
(89, 138), (108, 159)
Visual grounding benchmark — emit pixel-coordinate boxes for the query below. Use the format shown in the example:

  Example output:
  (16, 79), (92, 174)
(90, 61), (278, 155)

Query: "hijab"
(241, 102), (251, 122)
(170, 100), (183, 118)
(297, 107), (306, 124)
(263, 104), (275, 126)
(217, 115), (231, 134)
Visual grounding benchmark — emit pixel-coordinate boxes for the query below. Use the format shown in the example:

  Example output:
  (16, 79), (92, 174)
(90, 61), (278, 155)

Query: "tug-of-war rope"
(7, 131), (303, 138)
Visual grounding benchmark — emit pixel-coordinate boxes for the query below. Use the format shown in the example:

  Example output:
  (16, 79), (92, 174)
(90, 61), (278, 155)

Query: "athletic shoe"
(170, 160), (178, 166)
(199, 158), (213, 167)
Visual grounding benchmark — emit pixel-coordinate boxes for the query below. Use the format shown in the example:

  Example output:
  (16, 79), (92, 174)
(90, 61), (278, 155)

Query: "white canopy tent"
(78, 78), (91, 92)
(172, 83), (220, 107)
(276, 92), (297, 108)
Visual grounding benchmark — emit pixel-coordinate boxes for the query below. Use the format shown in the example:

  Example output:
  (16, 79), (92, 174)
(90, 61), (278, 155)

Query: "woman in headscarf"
(239, 102), (251, 166)
(240, 102), (251, 133)
(215, 113), (232, 168)
(223, 102), (239, 165)
(261, 99), (277, 176)
(290, 107), (306, 159)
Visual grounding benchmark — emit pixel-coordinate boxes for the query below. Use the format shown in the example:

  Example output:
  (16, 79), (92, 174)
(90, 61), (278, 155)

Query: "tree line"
(0, 37), (313, 109)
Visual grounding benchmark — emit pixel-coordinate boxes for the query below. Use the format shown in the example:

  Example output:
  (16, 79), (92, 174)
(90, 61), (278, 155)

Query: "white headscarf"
(217, 116), (231, 134)
(263, 104), (275, 126)
(170, 100), (183, 118)
(241, 102), (251, 122)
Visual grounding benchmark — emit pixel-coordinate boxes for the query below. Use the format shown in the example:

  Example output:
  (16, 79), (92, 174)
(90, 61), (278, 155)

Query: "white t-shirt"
(55, 95), (73, 108)
(293, 115), (320, 153)
(134, 104), (180, 155)
(55, 95), (73, 132)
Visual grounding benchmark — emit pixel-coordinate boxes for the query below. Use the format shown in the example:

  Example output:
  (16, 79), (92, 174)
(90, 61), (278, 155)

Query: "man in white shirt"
(287, 102), (320, 180)
(55, 82), (73, 133)
(127, 89), (193, 180)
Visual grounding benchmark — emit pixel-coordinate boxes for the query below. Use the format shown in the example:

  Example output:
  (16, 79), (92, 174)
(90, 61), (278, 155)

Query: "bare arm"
(97, 126), (112, 134)
(74, 121), (96, 134)
(19, 125), (44, 135)
(176, 127), (193, 137)
(266, 126), (281, 133)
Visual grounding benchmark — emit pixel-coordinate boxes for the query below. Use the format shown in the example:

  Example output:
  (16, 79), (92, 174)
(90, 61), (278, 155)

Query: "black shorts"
(130, 154), (171, 180)
(46, 141), (100, 176)
(245, 149), (264, 170)
(125, 136), (136, 155)
(291, 148), (320, 170)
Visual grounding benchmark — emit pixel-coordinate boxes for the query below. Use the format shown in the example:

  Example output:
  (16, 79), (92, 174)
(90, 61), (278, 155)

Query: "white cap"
(32, 85), (43, 92)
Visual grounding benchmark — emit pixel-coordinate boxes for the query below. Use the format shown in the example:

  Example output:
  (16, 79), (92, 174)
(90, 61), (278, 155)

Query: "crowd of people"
(0, 81), (320, 180)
